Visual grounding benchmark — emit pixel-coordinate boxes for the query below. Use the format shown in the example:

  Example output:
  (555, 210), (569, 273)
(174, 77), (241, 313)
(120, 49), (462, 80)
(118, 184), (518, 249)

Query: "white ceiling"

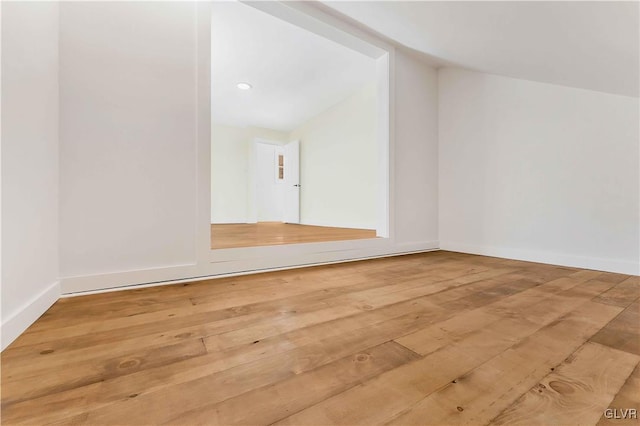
(323, 1), (639, 97)
(211, 1), (376, 132)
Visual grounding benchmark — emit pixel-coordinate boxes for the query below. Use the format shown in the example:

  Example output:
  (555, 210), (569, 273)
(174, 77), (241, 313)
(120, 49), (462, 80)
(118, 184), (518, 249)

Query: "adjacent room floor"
(2, 251), (638, 425)
(210, 222), (377, 249)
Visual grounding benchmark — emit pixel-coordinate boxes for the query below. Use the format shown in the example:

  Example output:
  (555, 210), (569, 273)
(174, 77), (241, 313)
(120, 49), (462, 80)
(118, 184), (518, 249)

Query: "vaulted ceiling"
(211, 1), (376, 132)
(213, 0), (637, 132)
(323, 1), (639, 97)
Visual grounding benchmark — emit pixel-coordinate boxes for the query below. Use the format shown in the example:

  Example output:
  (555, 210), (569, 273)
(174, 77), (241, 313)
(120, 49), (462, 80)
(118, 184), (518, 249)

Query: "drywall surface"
(324, 1), (639, 97)
(211, 124), (287, 223)
(59, 1), (200, 277)
(56, 4), (440, 293)
(2, 2), (442, 347)
(289, 84), (378, 230)
(393, 51), (439, 245)
(439, 67), (639, 274)
(1, 1), (60, 349)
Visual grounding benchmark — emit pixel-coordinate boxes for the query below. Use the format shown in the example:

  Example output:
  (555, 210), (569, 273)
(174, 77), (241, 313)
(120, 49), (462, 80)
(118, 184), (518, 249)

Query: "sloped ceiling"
(323, 1), (639, 97)
(212, 1), (376, 132)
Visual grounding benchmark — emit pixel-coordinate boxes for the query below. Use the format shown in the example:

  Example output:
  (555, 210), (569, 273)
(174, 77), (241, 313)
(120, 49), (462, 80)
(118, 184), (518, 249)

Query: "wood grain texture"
(211, 222), (377, 249)
(386, 306), (629, 426)
(161, 341), (421, 426)
(590, 300), (640, 356)
(597, 364), (640, 426)
(1, 251), (638, 425)
(279, 301), (622, 426)
(593, 276), (640, 308)
(490, 342), (639, 426)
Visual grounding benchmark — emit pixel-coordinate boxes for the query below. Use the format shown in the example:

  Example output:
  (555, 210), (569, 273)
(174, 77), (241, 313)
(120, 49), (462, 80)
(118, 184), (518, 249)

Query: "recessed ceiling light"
(236, 82), (252, 90)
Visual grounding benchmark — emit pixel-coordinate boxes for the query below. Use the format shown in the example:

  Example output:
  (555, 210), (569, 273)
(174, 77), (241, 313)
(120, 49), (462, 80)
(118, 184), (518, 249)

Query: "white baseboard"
(3, 240), (439, 343)
(1, 281), (60, 351)
(299, 219), (377, 230)
(211, 219), (250, 224)
(394, 240), (440, 253)
(61, 263), (198, 294)
(6, 239), (632, 351)
(62, 244), (440, 298)
(440, 241), (640, 276)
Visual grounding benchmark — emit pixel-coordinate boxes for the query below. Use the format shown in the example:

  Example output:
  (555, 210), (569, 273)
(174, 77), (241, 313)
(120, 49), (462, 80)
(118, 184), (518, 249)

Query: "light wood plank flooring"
(1, 251), (638, 425)
(211, 222), (377, 249)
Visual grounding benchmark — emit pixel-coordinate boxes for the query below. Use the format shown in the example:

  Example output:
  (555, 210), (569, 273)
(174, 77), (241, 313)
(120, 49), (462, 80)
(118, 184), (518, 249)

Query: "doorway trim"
(207, 1), (394, 268)
(58, 1), (416, 296)
(59, 1), (409, 296)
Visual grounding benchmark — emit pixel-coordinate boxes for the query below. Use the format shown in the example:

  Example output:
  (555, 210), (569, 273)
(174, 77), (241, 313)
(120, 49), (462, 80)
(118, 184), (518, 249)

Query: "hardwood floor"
(1, 251), (638, 425)
(211, 222), (377, 249)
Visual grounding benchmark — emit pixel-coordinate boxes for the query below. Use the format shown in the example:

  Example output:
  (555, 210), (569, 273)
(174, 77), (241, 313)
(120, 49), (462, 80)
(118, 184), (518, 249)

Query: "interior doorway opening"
(209, 1), (388, 251)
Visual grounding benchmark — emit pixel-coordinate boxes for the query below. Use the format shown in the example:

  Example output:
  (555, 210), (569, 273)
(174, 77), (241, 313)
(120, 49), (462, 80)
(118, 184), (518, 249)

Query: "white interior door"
(284, 140), (300, 223)
(255, 143), (285, 222)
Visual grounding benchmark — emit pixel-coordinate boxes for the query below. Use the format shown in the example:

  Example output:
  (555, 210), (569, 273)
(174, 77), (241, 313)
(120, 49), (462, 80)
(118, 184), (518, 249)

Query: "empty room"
(1, 1), (638, 425)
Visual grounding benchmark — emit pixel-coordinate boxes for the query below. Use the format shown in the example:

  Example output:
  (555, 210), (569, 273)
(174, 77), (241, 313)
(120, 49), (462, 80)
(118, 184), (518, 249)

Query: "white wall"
(255, 143), (285, 222)
(290, 84), (378, 230)
(1, 1), (60, 350)
(394, 52), (439, 246)
(439, 67), (640, 274)
(211, 124), (287, 223)
(6, 0), (638, 353)
(59, 2), (200, 277)
(53, 2), (439, 294)
(1, 3), (441, 348)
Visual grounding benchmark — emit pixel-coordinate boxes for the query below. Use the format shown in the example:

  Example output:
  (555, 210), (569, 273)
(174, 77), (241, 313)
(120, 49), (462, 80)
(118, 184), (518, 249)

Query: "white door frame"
(283, 140), (300, 224)
(61, 1), (402, 294)
(208, 1), (392, 264)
